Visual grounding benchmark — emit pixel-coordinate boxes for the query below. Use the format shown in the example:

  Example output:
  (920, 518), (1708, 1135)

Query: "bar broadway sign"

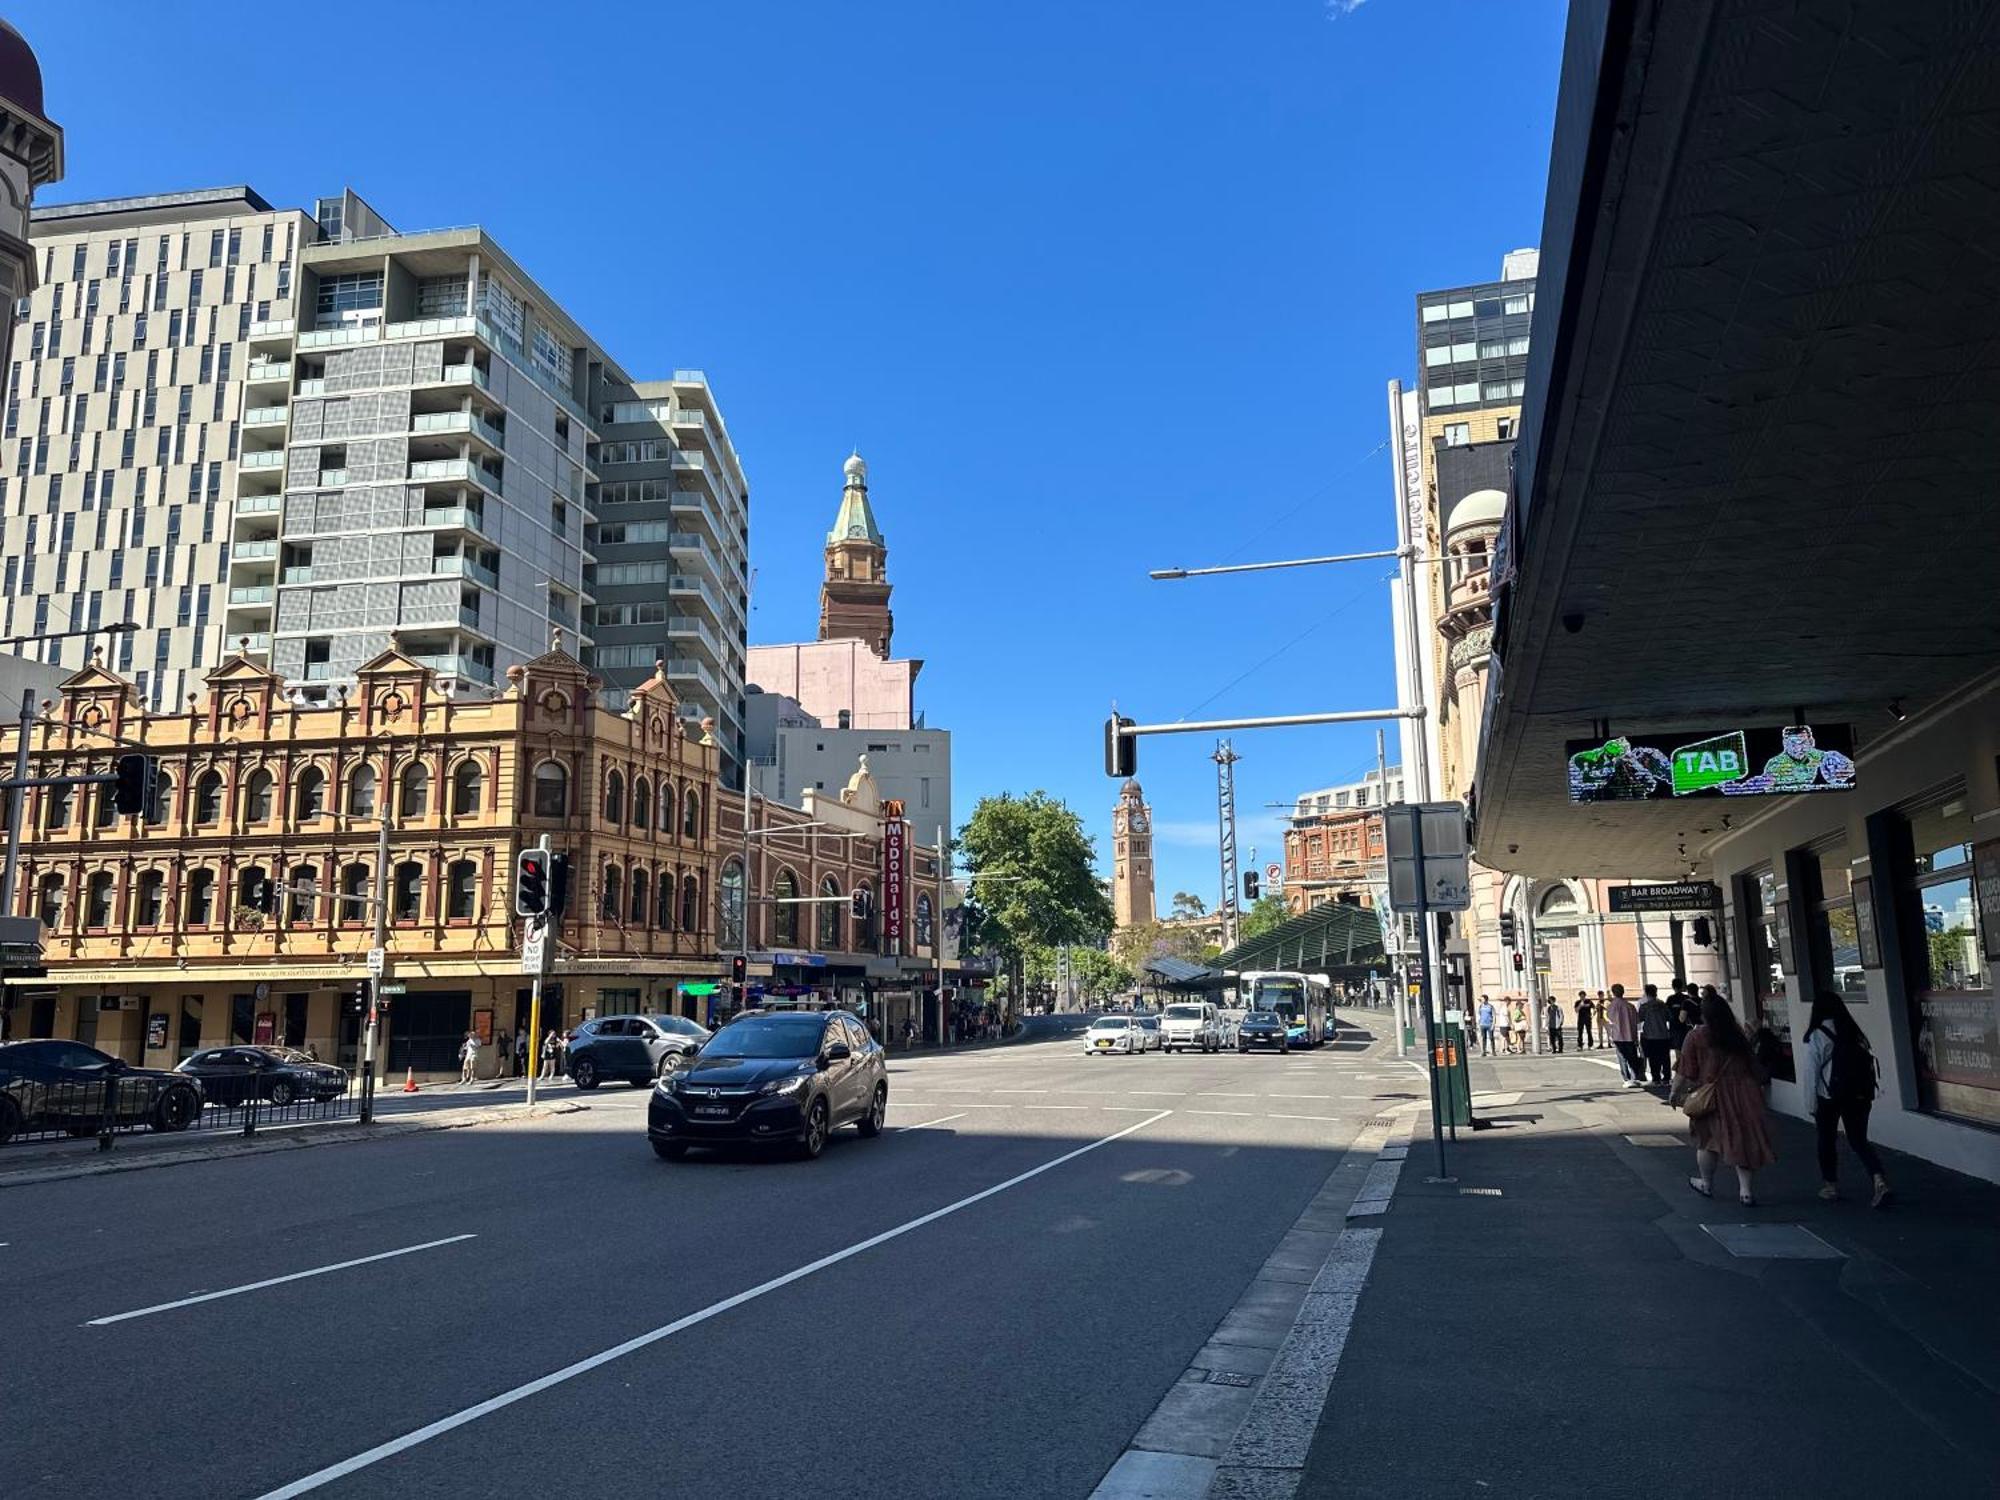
(1608, 882), (1722, 914)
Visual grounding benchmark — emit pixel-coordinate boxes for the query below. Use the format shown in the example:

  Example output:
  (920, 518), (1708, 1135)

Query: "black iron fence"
(0, 1051), (368, 1152)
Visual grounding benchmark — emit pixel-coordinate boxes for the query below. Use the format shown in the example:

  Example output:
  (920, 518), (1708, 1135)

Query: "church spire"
(819, 451), (894, 656)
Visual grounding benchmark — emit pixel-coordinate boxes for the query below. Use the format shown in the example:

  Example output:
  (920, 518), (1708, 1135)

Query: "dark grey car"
(566, 1014), (711, 1090)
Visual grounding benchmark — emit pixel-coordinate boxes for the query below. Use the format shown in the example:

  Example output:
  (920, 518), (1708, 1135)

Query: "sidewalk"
(1292, 1052), (2000, 1499)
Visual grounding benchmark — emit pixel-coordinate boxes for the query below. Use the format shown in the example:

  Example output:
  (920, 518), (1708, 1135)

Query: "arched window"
(185, 869), (216, 926)
(339, 862), (369, 924)
(630, 868), (649, 925)
(680, 873), (700, 935)
(288, 864), (318, 923)
(773, 869), (799, 946)
(656, 868), (674, 930)
(244, 768), (275, 823)
(446, 859), (479, 920)
(603, 769), (625, 825)
(238, 865), (270, 913)
(659, 782), (674, 833)
(392, 860), (424, 922)
(916, 891), (935, 947)
(36, 873), (64, 928)
(853, 882), (877, 949)
(294, 766), (326, 822)
(43, 782), (71, 830)
(682, 787), (701, 839)
(601, 864), (623, 921)
(631, 776), (651, 831)
(145, 771), (173, 827)
(194, 769), (223, 825)
(85, 870), (115, 928)
(818, 875), (843, 950)
(451, 759), (484, 816)
(399, 763), (430, 820)
(348, 764), (378, 818)
(135, 870), (165, 927)
(719, 860), (744, 949)
(532, 761), (568, 818)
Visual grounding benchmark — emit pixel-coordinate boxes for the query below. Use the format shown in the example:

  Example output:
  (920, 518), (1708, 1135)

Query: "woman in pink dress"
(1676, 993), (1775, 1205)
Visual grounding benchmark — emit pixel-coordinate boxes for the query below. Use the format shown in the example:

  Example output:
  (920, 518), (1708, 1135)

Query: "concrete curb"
(0, 1100), (590, 1190)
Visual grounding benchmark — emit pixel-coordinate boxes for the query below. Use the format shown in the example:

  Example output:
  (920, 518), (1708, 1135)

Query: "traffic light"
(1512, 950), (1524, 972)
(1243, 870), (1260, 901)
(730, 954), (747, 984)
(548, 853), (571, 922)
(852, 887), (874, 921)
(245, 871), (276, 914)
(348, 982), (369, 1017)
(112, 754), (157, 817)
(1104, 715), (1136, 779)
(1498, 912), (1518, 947)
(516, 849), (549, 916)
(1691, 916), (1713, 947)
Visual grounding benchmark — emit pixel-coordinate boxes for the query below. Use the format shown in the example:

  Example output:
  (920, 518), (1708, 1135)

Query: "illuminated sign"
(1567, 724), (1856, 804)
(882, 822), (906, 954)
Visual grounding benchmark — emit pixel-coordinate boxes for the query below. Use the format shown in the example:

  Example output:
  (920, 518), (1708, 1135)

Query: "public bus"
(1237, 970), (1329, 1047)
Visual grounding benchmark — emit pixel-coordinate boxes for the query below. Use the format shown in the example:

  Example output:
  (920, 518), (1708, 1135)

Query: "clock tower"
(1112, 778), (1156, 929)
(819, 451), (894, 656)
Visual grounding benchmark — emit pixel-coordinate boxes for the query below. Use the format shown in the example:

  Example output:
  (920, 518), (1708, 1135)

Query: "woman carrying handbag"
(1673, 992), (1776, 1205)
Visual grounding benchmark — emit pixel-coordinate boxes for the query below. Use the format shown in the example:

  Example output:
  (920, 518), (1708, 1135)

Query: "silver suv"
(567, 1014), (711, 1089)
(1160, 1002), (1221, 1053)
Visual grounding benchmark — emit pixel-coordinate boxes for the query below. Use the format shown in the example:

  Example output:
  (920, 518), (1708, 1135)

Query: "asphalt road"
(0, 1018), (1416, 1500)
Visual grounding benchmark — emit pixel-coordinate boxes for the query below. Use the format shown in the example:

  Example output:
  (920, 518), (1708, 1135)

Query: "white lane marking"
(897, 1113), (967, 1131)
(252, 1111), (1172, 1499)
(1025, 1104), (1089, 1111)
(1197, 1092), (1255, 1098)
(1266, 1093), (1334, 1099)
(1188, 1109), (1255, 1117)
(86, 1235), (478, 1328)
(1269, 1114), (1342, 1123)
(1123, 1090), (1187, 1097)
(991, 1088), (1047, 1094)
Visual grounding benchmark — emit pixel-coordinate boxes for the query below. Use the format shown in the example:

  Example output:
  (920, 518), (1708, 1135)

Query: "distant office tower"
(5, 185), (750, 782)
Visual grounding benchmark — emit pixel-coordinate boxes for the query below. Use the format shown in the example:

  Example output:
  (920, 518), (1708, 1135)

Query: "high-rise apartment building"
(5, 184), (751, 781)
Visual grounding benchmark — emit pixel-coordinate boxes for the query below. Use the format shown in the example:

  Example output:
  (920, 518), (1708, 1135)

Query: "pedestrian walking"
(1574, 991), (1595, 1050)
(1666, 984), (1698, 1052)
(1674, 993), (1775, 1205)
(540, 1029), (561, 1080)
(1507, 998), (1530, 1055)
(458, 1030), (480, 1085)
(495, 1029), (511, 1078)
(1607, 984), (1643, 1086)
(1594, 990), (1609, 1047)
(1476, 995), (1496, 1057)
(1637, 984), (1674, 1084)
(514, 1028), (528, 1077)
(1545, 995), (1565, 1054)
(1805, 991), (1891, 1207)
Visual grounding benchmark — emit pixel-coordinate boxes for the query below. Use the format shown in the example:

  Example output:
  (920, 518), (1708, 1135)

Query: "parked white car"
(1085, 1017), (1140, 1055)
(1134, 1015), (1164, 1052)
(1160, 1002), (1221, 1053)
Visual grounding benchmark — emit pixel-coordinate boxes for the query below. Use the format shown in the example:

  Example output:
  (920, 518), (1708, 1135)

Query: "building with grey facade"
(3, 183), (750, 779)
(745, 685), (951, 847)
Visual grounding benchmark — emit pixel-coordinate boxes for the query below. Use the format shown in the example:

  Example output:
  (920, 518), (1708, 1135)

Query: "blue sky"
(15, 0), (1564, 905)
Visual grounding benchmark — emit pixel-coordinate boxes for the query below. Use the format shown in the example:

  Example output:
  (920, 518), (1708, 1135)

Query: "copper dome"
(0, 20), (44, 119)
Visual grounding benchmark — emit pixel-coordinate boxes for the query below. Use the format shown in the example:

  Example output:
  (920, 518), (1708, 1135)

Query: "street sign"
(1608, 881), (1723, 913)
(377, 981), (408, 997)
(521, 921), (547, 976)
(1384, 801), (1471, 912)
(366, 947), (386, 978)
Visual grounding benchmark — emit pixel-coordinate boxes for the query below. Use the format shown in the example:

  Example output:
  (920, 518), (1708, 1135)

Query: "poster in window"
(1773, 901), (1794, 976)
(474, 1007), (494, 1045)
(146, 1012), (168, 1050)
(1974, 840), (2000, 963)
(1852, 876), (1881, 970)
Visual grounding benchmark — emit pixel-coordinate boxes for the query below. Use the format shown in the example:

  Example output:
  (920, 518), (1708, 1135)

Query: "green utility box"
(1435, 1021), (1474, 1128)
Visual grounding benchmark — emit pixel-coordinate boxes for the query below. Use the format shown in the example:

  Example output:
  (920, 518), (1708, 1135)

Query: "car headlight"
(759, 1072), (812, 1097)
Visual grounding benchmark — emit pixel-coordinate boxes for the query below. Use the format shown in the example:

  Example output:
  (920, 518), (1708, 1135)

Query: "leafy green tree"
(958, 793), (1115, 963)
(1239, 895), (1291, 942)
(1170, 890), (1208, 919)
(1110, 919), (1206, 973)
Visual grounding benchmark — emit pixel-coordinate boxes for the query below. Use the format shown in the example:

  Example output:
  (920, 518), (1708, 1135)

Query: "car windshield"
(1090, 1019), (1128, 1030)
(704, 1016), (825, 1059)
(1246, 1011), (1278, 1023)
(1165, 1006), (1202, 1019)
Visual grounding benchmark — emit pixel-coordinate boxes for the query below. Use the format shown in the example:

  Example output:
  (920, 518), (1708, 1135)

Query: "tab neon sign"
(1567, 724), (1856, 803)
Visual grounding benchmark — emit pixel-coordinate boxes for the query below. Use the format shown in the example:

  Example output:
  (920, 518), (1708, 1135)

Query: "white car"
(1134, 1015), (1164, 1052)
(1160, 1002), (1221, 1053)
(1084, 1017), (1140, 1055)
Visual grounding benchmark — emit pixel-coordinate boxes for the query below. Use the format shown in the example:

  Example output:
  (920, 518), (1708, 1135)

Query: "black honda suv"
(648, 1010), (887, 1161)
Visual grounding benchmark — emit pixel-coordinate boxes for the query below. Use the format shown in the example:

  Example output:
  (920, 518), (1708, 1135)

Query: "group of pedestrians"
(1472, 995), (1535, 1055)
(456, 1028), (570, 1084)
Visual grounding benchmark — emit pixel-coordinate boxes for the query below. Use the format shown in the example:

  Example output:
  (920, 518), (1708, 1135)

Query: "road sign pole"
(1412, 816), (1448, 1181)
(525, 833), (551, 1110)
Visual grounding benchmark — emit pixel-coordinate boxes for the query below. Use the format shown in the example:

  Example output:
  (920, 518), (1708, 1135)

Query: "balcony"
(317, 469), (348, 487)
(239, 450), (285, 470)
(281, 566), (315, 585)
(411, 411), (470, 436)
(432, 555), (499, 588)
(409, 458), (471, 483)
(296, 322), (383, 351)
(458, 605), (483, 631)
(432, 364), (489, 391)
(229, 586), (274, 605)
(242, 406), (289, 427)
(663, 657), (723, 700)
(236, 632), (271, 655)
(303, 661), (334, 681)
(231, 539), (278, 562)
(235, 494), (283, 514)
(247, 317), (295, 340)
(667, 531), (704, 553)
(384, 314), (480, 343)
(412, 654), (495, 685)
(414, 506), (490, 539)
(244, 361), (293, 387)
(297, 378), (327, 397)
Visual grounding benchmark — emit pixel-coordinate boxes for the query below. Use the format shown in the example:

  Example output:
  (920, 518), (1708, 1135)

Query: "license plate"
(1095, 1041), (1112, 1049)
(693, 1106), (730, 1117)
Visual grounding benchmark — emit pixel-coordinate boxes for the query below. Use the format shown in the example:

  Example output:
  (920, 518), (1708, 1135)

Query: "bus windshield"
(1250, 978), (1307, 1019)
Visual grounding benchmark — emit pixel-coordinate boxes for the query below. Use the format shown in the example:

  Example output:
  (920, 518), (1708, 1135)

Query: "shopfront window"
(1896, 791), (1996, 1126)
(1740, 868), (1795, 1080)
(1804, 840), (1865, 1000)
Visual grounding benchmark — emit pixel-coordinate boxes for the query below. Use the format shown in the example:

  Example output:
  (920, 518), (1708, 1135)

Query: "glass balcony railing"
(281, 566), (315, 584)
(297, 378), (327, 396)
(237, 632), (271, 654)
(239, 450), (285, 470)
(245, 361), (293, 383)
(416, 506), (489, 535)
(412, 411), (471, 435)
(459, 606), (482, 630)
(242, 406), (289, 426)
(434, 364), (488, 390)
(231, 540), (278, 561)
(318, 469), (348, 487)
(431, 555), (499, 587)
(409, 458), (470, 482)
(235, 495), (283, 514)
(228, 586), (274, 605)
(247, 317), (296, 339)
(303, 661), (333, 681)
(412, 654), (495, 685)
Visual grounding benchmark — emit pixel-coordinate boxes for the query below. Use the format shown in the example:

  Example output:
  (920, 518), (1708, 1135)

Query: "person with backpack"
(1674, 992), (1775, 1205)
(1806, 991), (1891, 1208)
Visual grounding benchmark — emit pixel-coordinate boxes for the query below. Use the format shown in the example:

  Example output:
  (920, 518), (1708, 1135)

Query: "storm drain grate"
(1458, 1187), (1503, 1197)
(1206, 1371), (1256, 1388)
(1363, 1115), (1397, 1129)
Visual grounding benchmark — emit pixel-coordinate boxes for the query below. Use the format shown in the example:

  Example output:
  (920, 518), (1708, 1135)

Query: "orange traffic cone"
(403, 1065), (419, 1093)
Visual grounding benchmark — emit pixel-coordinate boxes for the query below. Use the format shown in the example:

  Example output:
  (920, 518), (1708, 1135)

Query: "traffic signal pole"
(525, 833), (552, 1110)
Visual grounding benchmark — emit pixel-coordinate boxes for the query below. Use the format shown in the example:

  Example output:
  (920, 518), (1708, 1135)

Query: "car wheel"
(152, 1086), (199, 1133)
(269, 1080), (297, 1108)
(0, 1095), (18, 1143)
(798, 1097), (830, 1160)
(857, 1083), (887, 1138)
(651, 1138), (688, 1161)
(658, 1051), (686, 1081)
(571, 1058), (599, 1091)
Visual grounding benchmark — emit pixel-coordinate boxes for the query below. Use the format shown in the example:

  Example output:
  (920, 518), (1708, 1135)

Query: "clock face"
(1129, 811), (1149, 834)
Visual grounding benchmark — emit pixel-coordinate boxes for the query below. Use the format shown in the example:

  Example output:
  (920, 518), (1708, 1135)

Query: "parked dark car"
(648, 1009), (887, 1161)
(567, 1014), (712, 1090)
(1237, 1010), (1291, 1053)
(0, 1039), (204, 1141)
(174, 1046), (350, 1107)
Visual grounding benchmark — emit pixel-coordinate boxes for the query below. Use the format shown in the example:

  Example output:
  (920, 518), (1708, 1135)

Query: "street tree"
(1170, 890), (1208, 919)
(958, 791), (1115, 964)
(1239, 895), (1291, 942)
(1109, 919), (1207, 974)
